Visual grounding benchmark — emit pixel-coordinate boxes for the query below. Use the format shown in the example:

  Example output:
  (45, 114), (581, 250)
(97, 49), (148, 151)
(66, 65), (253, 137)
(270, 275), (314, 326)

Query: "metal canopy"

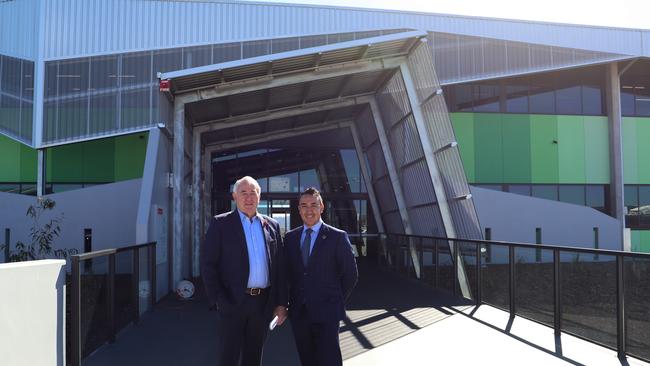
(160, 30), (427, 95)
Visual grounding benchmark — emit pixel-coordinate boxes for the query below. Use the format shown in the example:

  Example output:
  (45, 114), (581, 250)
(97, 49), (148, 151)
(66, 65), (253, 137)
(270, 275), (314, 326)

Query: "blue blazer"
(284, 223), (358, 323)
(200, 210), (286, 313)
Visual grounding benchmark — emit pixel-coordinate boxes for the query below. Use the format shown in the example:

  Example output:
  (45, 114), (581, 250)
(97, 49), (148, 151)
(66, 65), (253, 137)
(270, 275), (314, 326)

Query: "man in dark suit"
(284, 187), (358, 366)
(200, 176), (288, 366)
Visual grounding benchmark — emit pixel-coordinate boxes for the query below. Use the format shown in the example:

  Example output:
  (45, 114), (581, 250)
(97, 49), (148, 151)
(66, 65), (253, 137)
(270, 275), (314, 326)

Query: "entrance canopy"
(159, 30), (481, 293)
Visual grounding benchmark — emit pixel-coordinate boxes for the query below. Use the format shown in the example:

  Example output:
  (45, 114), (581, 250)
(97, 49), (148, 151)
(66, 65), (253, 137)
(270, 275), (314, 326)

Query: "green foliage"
(1, 198), (78, 262)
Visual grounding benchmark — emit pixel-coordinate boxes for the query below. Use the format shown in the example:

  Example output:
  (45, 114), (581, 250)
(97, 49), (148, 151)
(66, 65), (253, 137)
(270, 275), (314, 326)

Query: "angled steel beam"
(350, 123), (386, 258)
(400, 61), (473, 298)
(367, 98), (420, 278)
(195, 95), (371, 134)
(182, 56), (405, 103)
(172, 95), (190, 288)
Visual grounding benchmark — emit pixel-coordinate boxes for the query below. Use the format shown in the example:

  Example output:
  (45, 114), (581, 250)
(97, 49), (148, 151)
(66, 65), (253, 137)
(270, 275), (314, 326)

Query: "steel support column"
(192, 130), (201, 278)
(37, 149), (46, 197)
(368, 98), (420, 278)
(172, 97), (186, 288)
(606, 62), (626, 251)
(400, 61), (471, 298)
(349, 124), (386, 235)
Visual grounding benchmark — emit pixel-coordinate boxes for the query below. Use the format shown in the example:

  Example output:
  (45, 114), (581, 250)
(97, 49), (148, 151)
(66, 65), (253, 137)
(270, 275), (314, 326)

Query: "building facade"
(1, 0), (649, 294)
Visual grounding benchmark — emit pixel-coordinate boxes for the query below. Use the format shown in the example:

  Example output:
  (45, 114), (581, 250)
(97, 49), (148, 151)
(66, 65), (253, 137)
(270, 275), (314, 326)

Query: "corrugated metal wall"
(39, 0), (642, 60)
(430, 32), (626, 85)
(0, 0), (39, 60)
(407, 40), (482, 239)
(354, 106), (404, 234)
(0, 55), (34, 145)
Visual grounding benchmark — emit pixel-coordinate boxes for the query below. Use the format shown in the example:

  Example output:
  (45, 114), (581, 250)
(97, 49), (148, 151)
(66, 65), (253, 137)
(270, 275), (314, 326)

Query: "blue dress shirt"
(300, 219), (323, 256)
(238, 210), (269, 288)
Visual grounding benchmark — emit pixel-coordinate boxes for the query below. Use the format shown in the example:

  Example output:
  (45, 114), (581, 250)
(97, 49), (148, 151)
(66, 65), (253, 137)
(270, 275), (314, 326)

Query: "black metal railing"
(376, 233), (650, 363)
(70, 242), (156, 366)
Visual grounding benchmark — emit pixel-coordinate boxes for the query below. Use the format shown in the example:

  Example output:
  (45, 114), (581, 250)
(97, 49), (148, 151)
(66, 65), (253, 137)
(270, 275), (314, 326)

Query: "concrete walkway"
(84, 260), (648, 366)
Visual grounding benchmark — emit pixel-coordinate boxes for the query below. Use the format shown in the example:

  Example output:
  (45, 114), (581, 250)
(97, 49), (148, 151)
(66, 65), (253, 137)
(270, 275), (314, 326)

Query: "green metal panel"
(583, 116), (610, 184)
(623, 117), (639, 184)
(501, 114), (531, 183)
(114, 133), (148, 181)
(450, 113), (475, 183)
(636, 118), (650, 184)
(48, 144), (84, 182)
(82, 138), (115, 183)
(0, 134), (21, 181)
(557, 116), (586, 184)
(474, 113), (503, 183)
(530, 115), (559, 183)
(19, 144), (37, 182)
(632, 230), (650, 253)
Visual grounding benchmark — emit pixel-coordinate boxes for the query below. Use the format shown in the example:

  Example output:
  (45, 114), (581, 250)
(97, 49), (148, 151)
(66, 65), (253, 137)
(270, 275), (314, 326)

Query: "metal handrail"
(70, 241), (156, 366)
(374, 233), (647, 362)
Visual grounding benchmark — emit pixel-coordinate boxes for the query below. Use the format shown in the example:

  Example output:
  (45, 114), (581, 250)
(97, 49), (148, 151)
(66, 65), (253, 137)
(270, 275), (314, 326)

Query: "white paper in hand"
(269, 315), (279, 331)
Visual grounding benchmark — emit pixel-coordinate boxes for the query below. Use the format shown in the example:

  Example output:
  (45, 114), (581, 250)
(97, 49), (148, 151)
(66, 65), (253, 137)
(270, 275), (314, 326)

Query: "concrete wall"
(136, 128), (172, 300)
(0, 260), (66, 366)
(471, 186), (622, 250)
(0, 179), (142, 262)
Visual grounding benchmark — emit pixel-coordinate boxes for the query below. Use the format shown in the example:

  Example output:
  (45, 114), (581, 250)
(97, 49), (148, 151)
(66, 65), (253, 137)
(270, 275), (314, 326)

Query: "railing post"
(418, 237), (423, 279)
(434, 238), (439, 289)
(108, 253), (116, 343)
(4, 228), (9, 262)
(616, 255), (626, 358)
(476, 242), (481, 306)
(150, 243), (157, 309)
(554, 249), (561, 336)
(133, 248), (140, 324)
(509, 245), (515, 317)
(453, 241), (459, 297)
(71, 256), (81, 366)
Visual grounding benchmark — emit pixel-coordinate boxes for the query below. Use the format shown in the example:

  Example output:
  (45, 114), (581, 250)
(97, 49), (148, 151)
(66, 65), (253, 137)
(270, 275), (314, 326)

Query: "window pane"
(555, 86), (581, 115)
(625, 185), (639, 227)
(58, 59), (89, 96)
(121, 52), (151, 86)
(635, 85), (650, 117)
(271, 37), (299, 53)
(621, 87), (636, 116)
(506, 84), (528, 113)
(183, 45), (212, 68)
(508, 184), (531, 196)
(89, 56), (118, 91)
(559, 185), (585, 205)
(243, 40), (270, 58)
(582, 86), (603, 115)
(586, 185), (606, 212)
(341, 149), (361, 192)
(473, 84), (500, 112)
(639, 186), (650, 228)
(530, 78), (555, 114)
(299, 169), (319, 191)
(300, 35), (326, 48)
(213, 42), (241, 63)
(532, 185), (558, 200)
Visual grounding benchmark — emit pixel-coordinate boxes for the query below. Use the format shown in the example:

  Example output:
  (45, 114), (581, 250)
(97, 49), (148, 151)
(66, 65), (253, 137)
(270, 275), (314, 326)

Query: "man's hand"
(273, 306), (288, 326)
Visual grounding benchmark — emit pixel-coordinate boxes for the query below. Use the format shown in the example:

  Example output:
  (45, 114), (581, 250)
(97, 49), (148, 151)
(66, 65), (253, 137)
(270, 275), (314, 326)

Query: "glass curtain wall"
(0, 54), (34, 144)
(41, 29), (406, 145)
(211, 148), (374, 236)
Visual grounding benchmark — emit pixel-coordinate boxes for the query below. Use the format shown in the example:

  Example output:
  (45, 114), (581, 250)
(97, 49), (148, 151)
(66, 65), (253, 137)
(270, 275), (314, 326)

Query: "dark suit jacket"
(200, 210), (287, 313)
(285, 223), (358, 323)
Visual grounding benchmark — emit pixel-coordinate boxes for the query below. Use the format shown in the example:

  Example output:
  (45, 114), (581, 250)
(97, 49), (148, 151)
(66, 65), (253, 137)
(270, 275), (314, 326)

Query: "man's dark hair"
(299, 187), (322, 202)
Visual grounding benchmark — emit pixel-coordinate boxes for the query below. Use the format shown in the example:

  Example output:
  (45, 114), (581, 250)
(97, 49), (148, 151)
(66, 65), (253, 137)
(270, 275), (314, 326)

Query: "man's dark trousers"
(217, 290), (269, 366)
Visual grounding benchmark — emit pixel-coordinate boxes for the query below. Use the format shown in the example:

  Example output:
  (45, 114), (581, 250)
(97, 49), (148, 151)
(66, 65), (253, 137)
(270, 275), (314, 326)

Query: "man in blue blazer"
(284, 187), (358, 366)
(200, 176), (288, 366)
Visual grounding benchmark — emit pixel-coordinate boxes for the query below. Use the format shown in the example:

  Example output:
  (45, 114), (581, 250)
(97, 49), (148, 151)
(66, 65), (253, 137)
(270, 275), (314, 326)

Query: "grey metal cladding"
(373, 175), (399, 213)
(400, 160), (436, 207)
(383, 210), (405, 234)
(430, 31), (628, 85)
(408, 204), (445, 236)
(0, 55), (34, 145)
(376, 71), (411, 130)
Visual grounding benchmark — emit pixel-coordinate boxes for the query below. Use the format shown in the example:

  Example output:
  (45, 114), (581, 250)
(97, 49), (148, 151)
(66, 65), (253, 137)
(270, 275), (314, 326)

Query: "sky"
(246, 0), (650, 30)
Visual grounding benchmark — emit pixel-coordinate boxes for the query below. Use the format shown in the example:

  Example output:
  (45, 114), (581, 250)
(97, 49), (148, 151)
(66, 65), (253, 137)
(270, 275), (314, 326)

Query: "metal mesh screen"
(0, 54), (34, 145)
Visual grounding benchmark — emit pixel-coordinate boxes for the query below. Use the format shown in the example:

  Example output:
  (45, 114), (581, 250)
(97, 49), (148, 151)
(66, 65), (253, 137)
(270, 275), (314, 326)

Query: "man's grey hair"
(233, 176), (261, 194)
